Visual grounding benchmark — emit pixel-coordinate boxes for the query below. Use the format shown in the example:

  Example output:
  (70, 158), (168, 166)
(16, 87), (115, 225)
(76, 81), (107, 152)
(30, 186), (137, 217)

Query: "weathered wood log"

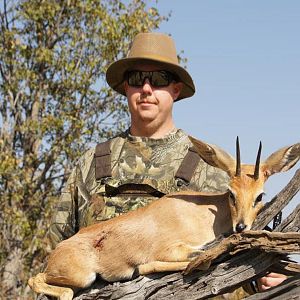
(275, 203), (300, 233)
(269, 260), (300, 276)
(252, 168), (300, 231)
(184, 231), (300, 274)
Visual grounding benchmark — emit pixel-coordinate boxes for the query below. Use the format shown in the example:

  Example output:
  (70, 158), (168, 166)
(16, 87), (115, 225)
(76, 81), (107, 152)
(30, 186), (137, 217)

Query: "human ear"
(172, 82), (183, 100)
(124, 81), (129, 95)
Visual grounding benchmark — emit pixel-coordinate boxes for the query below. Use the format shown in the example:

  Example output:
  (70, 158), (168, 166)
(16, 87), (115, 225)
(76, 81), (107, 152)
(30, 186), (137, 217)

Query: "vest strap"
(95, 140), (112, 180)
(175, 146), (201, 185)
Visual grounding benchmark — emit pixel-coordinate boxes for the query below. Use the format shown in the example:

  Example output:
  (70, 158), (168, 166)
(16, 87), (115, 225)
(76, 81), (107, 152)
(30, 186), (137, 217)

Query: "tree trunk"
(2, 247), (23, 297)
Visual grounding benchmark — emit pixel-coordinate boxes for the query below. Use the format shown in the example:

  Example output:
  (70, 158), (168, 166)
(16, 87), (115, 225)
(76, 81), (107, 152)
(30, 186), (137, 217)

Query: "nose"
(141, 79), (153, 94)
(235, 222), (247, 233)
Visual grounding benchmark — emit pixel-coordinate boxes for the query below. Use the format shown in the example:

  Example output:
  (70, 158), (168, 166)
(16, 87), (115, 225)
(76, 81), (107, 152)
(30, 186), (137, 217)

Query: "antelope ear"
(189, 136), (236, 176)
(262, 143), (300, 176)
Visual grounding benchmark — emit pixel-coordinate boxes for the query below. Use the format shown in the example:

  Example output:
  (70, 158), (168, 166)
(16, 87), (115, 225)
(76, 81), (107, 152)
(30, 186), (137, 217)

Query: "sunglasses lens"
(151, 71), (170, 86)
(126, 71), (175, 87)
(127, 71), (143, 86)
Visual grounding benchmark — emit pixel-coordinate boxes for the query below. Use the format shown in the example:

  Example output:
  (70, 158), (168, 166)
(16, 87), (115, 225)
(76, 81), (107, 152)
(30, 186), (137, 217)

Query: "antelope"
(28, 137), (300, 300)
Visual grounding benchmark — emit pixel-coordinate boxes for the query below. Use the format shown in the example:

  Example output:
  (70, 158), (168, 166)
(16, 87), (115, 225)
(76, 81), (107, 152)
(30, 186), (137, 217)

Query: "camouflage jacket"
(48, 129), (229, 248)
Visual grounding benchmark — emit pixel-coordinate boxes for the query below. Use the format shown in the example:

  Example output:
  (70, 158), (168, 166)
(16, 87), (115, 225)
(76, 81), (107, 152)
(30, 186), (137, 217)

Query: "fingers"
(257, 272), (287, 291)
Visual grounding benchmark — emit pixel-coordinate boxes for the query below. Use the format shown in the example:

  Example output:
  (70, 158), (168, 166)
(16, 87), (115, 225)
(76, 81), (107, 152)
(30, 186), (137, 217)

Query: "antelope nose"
(236, 223), (246, 233)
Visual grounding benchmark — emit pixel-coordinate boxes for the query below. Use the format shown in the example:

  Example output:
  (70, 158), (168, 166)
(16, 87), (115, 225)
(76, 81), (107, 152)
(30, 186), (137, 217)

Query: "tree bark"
(184, 231), (300, 274)
(252, 168), (300, 231)
(2, 248), (23, 296)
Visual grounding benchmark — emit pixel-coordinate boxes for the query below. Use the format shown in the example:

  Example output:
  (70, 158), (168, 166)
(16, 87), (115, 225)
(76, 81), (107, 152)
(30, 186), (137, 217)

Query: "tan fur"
(28, 139), (300, 299)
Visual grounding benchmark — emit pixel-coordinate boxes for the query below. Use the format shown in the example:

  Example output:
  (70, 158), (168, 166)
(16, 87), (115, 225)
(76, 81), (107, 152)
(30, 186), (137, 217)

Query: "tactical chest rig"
(94, 139), (201, 197)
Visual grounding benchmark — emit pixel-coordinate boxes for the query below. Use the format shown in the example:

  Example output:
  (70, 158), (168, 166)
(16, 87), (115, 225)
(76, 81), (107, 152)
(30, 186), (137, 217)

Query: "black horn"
(235, 136), (241, 176)
(254, 141), (262, 180)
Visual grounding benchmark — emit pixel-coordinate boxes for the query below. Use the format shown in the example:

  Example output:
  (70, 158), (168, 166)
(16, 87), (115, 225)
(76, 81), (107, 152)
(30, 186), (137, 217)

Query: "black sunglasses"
(126, 70), (178, 87)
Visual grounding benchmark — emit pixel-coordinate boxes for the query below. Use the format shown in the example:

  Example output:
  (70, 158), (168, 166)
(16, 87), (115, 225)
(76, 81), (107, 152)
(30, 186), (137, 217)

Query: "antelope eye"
(254, 193), (264, 206)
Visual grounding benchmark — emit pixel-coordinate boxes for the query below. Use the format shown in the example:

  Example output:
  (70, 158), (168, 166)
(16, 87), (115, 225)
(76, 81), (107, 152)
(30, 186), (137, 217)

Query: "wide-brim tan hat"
(106, 32), (195, 101)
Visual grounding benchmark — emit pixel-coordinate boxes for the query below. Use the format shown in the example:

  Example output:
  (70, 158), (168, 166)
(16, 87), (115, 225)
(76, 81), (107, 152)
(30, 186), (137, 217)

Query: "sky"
(149, 0), (300, 220)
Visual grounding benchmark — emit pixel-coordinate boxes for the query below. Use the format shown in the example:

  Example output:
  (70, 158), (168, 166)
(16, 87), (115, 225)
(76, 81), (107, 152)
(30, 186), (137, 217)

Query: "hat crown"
(127, 33), (179, 66)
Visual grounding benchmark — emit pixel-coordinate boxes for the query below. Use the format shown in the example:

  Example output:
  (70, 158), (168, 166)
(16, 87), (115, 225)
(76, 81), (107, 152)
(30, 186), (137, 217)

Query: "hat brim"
(106, 57), (195, 101)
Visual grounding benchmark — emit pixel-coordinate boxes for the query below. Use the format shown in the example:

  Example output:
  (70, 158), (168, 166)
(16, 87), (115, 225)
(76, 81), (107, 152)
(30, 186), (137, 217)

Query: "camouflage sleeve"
(186, 139), (230, 193)
(197, 164), (230, 193)
(47, 148), (96, 249)
(48, 167), (77, 249)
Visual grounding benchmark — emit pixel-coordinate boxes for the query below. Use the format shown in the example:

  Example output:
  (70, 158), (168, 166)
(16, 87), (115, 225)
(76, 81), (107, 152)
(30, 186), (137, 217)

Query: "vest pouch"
(105, 183), (165, 198)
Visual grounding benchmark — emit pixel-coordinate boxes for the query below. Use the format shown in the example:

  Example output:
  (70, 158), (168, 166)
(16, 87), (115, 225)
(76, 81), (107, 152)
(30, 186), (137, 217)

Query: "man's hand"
(257, 272), (287, 291)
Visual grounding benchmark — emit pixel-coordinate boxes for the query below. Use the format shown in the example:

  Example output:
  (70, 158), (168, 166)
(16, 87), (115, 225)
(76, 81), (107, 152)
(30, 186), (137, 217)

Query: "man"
(48, 32), (285, 293)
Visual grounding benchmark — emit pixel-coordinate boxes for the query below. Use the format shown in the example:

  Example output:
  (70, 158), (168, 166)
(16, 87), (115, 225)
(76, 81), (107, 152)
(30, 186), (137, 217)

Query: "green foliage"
(0, 0), (167, 297)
